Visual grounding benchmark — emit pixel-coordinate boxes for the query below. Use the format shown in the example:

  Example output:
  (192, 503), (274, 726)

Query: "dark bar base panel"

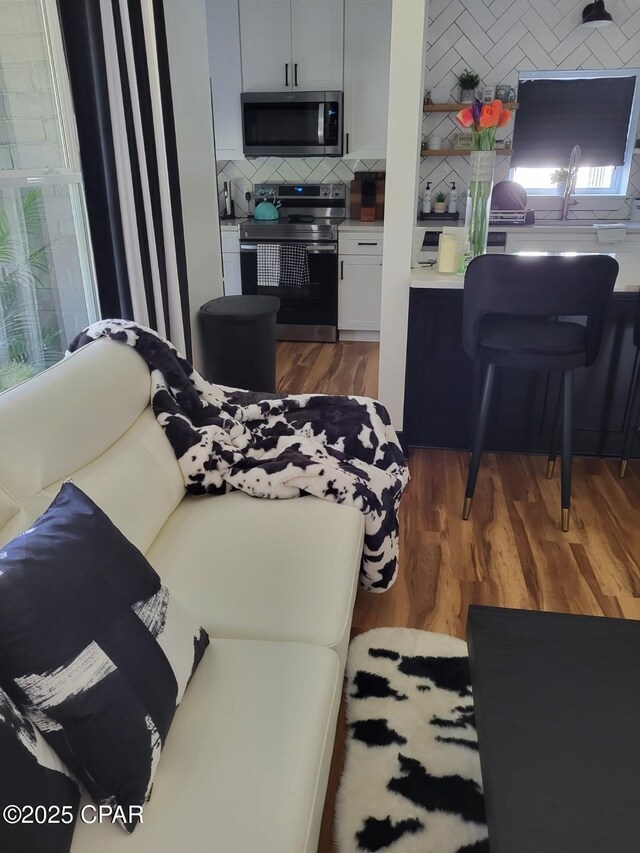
(403, 288), (640, 458)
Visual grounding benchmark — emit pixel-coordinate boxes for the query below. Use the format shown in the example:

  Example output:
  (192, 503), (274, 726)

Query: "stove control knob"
(320, 186), (330, 197)
(332, 188), (342, 197)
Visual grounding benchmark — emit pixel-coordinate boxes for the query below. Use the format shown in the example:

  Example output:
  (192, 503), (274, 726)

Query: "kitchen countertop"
(339, 219), (384, 231)
(219, 218), (245, 232)
(415, 220), (640, 234)
(410, 252), (640, 292)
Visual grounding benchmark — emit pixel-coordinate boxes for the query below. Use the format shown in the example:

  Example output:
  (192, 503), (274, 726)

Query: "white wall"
(378, 0), (429, 431)
(162, 0), (224, 370)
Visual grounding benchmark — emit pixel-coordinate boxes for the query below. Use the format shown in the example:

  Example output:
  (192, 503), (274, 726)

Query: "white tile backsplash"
(216, 157), (386, 217)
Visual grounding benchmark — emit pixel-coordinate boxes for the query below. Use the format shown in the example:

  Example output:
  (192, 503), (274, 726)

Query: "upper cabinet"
(206, 0), (245, 159)
(239, 0), (343, 92)
(291, 0), (344, 91)
(343, 0), (392, 161)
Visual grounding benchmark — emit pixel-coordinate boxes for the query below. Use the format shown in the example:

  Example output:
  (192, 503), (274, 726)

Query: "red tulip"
(455, 108), (474, 128)
(498, 108), (511, 127)
(479, 104), (499, 127)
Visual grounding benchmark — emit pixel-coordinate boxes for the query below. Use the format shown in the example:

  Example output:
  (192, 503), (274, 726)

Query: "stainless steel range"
(239, 183), (346, 342)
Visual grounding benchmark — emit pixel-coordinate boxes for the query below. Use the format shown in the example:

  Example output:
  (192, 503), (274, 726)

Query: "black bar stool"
(462, 254), (618, 531)
(620, 295), (640, 478)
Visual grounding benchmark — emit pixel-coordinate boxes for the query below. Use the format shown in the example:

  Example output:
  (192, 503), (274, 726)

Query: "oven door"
(240, 241), (338, 342)
(241, 92), (342, 157)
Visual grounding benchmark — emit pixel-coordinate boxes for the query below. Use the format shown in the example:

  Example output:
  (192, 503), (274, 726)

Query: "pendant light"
(582, 0), (614, 27)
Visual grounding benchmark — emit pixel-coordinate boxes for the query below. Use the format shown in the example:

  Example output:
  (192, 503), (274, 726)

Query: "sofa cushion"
(0, 340), (184, 554)
(0, 484), (209, 832)
(70, 639), (341, 853)
(0, 686), (80, 853)
(146, 491), (364, 662)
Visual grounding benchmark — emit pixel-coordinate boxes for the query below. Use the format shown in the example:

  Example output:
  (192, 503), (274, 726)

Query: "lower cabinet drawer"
(339, 233), (384, 256)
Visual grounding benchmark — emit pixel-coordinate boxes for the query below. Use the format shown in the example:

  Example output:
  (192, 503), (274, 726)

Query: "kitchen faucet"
(560, 145), (581, 220)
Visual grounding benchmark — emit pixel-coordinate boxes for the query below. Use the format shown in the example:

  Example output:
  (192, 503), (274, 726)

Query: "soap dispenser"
(422, 182), (432, 215)
(448, 182), (458, 215)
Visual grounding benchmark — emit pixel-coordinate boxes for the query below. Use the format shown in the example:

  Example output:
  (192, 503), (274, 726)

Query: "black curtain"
(56, 0), (192, 360)
(57, 0), (133, 320)
(512, 76), (636, 167)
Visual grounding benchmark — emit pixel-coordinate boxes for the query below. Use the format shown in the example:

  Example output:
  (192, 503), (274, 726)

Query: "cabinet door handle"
(285, 63), (289, 87)
(340, 260), (344, 280)
(358, 242), (379, 246)
(294, 63), (298, 86)
(345, 132), (349, 154)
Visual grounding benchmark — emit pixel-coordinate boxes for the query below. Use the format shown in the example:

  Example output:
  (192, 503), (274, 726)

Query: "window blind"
(511, 76), (636, 167)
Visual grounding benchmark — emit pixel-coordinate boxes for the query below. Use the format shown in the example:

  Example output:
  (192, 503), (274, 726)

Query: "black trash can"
(198, 295), (280, 392)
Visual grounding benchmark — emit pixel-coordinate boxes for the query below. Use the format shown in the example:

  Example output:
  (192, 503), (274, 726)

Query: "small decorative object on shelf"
(455, 99), (513, 257)
(495, 83), (516, 103)
(457, 69), (480, 103)
(550, 168), (569, 196)
(482, 86), (495, 103)
(453, 132), (473, 150)
(433, 192), (447, 214)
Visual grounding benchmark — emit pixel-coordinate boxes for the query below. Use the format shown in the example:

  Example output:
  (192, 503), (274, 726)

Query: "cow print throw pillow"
(0, 483), (209, 833)
(0, 684), (79, 853)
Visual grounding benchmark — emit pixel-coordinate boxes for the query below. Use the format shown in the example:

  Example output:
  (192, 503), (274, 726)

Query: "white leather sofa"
(0, 339), (365, 853)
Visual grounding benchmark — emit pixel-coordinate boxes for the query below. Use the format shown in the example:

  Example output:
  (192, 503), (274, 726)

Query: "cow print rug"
(336, 628), (488, 853)
(67, 320), (409, 592)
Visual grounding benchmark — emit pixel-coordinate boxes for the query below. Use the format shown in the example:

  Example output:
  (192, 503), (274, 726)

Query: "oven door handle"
(317, 104), (325, 146)
(240, 242), (337, 254)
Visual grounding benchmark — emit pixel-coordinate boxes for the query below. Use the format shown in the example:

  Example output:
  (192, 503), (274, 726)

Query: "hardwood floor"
(276, 340), (640, 852)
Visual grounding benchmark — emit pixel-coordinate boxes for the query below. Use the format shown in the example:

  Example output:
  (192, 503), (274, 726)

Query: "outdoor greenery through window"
(512, 165), (617, 193)
(510, 70), (640, 196)
(0, 0), (98, 392)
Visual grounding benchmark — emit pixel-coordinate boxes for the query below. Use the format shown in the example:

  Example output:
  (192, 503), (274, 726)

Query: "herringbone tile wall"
(422, 0), (640, 219)
(216, 157), (386, 217)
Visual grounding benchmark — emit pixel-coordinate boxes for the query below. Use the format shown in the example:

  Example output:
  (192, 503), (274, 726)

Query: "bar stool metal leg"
(546, 381), (563, 479)
(561, 369), (573, 532)
(620, 361), (640, 478)
(463, 362), (496, 520)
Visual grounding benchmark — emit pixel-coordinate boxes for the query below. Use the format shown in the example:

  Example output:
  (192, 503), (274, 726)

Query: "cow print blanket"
(337, 628), (488, 853)
(67, 320), (409, 591)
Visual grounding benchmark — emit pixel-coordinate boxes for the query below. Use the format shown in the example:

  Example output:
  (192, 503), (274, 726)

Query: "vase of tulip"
(455, 100), (512, 258)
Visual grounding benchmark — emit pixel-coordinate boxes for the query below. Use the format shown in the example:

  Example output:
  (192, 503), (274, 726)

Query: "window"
(0, 0), (99, 391)
(509, 70), (640, 196)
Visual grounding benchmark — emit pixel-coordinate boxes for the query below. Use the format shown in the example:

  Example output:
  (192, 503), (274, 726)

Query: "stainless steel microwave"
(241, 91), (343, 157)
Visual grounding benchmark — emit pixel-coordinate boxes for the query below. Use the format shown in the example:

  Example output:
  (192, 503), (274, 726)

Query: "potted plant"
(457, 69), (480, 103)
(0, 189), (61, 391)
(433, 192), (447, 214)
(550, 168), (569, 196)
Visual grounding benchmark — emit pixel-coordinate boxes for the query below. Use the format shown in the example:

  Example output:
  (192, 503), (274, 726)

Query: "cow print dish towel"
(337, 628), (488, 853)
(68, 320), (409, 591)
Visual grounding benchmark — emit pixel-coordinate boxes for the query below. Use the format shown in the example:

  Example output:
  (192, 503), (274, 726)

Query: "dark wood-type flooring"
(276, 340), (640, 853)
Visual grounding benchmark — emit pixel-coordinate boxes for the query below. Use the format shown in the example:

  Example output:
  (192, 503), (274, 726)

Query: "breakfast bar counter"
(404, 252), (640, 457)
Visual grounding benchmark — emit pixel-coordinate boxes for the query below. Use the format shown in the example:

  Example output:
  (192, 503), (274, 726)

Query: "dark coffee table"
(467, 605), (640, 853)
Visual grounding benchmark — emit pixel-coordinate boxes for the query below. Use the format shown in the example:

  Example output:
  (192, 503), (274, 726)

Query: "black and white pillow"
(0, 685), (79, 853)
(0, 483), (209, 832)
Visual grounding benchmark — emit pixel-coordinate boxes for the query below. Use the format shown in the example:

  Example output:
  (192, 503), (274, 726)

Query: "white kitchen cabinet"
(339, 231), (383, 335)
(343, 0), (392, 160)
(239, 0), (292, 92)
(239, 0), (343, 92)
(291, 0), (343, 90)
(221, 230), (242, 295)
(206, 0), (245, 159)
